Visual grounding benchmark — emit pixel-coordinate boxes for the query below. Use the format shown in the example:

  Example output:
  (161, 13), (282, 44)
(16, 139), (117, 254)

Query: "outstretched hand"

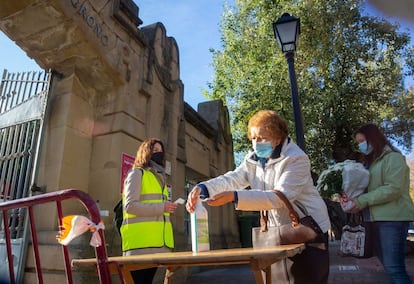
(186, 186), (201, 213)
(207, 191), (235, 207)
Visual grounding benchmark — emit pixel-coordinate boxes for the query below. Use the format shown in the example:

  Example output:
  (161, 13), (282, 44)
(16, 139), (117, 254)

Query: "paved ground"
(328, 240), (414, 283)
(186, 240), (414, 284)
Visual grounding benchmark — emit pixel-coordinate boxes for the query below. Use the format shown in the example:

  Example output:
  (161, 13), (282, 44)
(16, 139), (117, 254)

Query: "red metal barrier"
(0, 189), (112, 284)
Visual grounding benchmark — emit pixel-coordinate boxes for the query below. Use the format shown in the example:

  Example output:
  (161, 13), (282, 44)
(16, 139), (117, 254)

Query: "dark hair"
(353, 123), (396, 166)
(133, 138), (165, 168)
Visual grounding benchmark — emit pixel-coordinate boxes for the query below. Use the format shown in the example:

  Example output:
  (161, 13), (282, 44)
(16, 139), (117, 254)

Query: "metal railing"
(0, 189), (111, 283)
(0, 69), (50, 114)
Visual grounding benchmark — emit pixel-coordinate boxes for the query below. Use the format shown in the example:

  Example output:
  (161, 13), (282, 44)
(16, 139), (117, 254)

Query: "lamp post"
(273, 13), (306, 152)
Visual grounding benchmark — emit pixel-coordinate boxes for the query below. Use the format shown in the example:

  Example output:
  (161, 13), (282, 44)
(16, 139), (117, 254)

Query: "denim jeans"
(374, 221), (411, 284)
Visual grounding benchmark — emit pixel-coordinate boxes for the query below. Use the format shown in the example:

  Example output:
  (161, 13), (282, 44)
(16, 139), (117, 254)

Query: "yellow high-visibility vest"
(120, 168), (174, 251)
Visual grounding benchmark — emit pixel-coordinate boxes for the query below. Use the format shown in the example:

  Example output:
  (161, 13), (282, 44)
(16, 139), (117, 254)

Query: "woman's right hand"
(164, 201), (178, 213)
(185, 186), (201, 213)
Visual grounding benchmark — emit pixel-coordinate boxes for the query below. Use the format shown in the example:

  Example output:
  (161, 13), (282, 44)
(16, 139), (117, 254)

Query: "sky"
(0, 1), (413, 110)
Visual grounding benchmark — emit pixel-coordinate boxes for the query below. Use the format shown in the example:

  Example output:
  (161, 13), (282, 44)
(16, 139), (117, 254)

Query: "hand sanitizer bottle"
(190, 198), (210, 252)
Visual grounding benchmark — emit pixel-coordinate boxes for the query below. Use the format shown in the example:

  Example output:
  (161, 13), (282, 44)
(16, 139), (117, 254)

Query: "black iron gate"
(0, 69), (52, 283)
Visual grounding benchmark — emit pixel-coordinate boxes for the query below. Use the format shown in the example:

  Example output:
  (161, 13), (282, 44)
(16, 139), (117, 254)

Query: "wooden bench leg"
(252, 269), (265, 284)
(250, 260), (265, 284)
(163, 267), (176, 284)
(263, 266), (271, 284)
(121, 267), (135, 284)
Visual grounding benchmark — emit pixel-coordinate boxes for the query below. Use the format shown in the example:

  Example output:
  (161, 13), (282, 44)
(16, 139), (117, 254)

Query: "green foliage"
(382, 88), (414, 152)
(316, 169), (342, 199)
(207, 0), (414, 172)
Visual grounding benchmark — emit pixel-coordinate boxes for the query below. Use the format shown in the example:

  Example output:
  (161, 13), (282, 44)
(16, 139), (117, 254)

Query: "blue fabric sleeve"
(197, 183), (210, 199)
(233, 191), (238, 205)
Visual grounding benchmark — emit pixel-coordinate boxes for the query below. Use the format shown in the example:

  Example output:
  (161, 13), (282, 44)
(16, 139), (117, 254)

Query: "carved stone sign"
(70, 0), (109, 46)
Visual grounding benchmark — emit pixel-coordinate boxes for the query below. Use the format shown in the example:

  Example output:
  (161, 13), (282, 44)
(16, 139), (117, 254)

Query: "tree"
(206, 0), (414, 173)
(383, 87), (414, 149)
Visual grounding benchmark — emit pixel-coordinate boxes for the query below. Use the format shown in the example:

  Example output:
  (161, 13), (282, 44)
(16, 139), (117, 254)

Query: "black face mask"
(151, 152), (164, 166)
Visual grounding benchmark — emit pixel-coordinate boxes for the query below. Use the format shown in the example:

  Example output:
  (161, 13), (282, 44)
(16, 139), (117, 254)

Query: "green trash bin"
(237, 213), (260, 247)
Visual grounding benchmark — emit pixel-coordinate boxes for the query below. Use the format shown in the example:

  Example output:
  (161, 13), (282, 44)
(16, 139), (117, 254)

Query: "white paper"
(174, 198), (185, 205)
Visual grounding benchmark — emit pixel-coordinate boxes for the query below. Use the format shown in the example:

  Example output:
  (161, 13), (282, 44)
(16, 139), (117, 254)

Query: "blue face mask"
(253, 141), (274, 158)
(358, 141), (373, 155)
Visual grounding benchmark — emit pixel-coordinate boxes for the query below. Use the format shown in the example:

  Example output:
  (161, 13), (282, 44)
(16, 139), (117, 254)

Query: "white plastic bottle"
(190, 198), (210, 252)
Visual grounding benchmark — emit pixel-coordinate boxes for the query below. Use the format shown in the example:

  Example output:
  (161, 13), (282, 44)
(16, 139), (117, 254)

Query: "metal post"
(285, 51), (306, 152)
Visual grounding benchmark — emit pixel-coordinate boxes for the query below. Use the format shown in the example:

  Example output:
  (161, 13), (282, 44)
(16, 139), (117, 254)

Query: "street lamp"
(273, 13), (306, 152)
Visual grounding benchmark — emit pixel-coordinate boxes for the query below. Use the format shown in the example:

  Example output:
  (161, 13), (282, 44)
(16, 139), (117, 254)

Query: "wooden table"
(72, 244), (305, 284)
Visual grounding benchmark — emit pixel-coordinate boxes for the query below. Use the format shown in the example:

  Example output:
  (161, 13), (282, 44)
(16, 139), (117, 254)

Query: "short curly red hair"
(247, 110), (288, 142)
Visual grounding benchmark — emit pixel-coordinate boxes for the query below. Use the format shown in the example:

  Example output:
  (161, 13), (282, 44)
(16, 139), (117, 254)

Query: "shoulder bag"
(340, 212), (373, 258)
(252, 190), (325, 247)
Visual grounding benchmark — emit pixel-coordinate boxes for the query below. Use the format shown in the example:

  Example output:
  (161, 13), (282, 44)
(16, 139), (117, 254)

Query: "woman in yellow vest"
(121, 138), (177, 284)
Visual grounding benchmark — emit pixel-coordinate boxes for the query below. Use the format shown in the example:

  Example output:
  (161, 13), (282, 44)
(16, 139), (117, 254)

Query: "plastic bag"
(340, 160), (369, 212)
(57, 215), (105, 247)
(342, 160), (369, 199)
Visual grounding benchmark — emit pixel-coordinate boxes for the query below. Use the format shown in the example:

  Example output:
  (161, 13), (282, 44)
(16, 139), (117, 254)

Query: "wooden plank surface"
(72, 244), (305, 267)
(72, 244), (305, 284)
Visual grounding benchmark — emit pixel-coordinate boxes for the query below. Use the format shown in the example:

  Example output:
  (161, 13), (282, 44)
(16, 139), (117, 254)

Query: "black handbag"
(113, 200), (123, 235)
(252, 190), (325, 247)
